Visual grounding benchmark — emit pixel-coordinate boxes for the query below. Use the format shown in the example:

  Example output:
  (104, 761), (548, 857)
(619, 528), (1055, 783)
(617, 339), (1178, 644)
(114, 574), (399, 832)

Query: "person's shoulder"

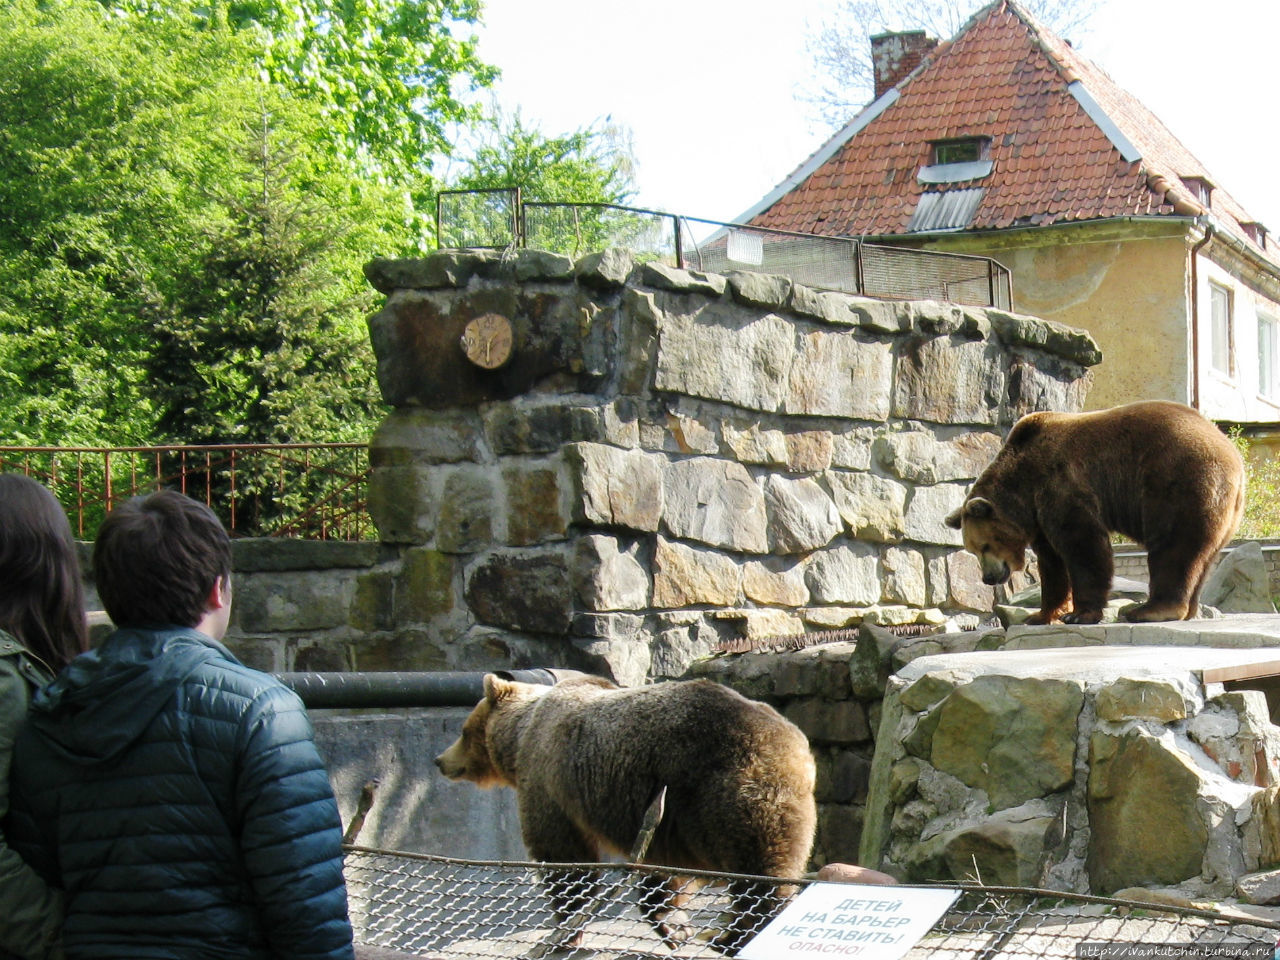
(185, 655), (300, 711)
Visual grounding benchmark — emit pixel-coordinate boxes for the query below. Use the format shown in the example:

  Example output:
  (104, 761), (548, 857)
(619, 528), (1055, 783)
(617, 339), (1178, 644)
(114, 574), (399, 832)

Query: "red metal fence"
(0, 444), (371, 541)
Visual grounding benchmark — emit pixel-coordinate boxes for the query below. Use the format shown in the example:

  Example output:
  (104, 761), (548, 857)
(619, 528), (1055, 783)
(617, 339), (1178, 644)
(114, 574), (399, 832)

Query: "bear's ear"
(483, 673), (519, 704)
(944, 507), (964, 529)
(965, 497), (994, 519)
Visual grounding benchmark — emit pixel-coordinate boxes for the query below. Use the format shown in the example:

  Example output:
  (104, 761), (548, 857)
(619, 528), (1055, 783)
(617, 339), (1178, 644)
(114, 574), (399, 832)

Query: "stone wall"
(355, 247), (1099, 684)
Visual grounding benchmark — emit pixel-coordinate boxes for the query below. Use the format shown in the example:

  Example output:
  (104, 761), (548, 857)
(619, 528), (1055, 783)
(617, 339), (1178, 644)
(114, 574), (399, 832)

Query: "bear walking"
(435, 673), (817, 949)
(945, 400), (1245, 624)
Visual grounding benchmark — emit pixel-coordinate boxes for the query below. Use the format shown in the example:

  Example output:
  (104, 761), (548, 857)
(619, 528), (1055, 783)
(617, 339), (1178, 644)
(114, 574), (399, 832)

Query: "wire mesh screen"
(861, 243), (1012, 309)
(437, 189), (519, 249)
(683, 229), (860, 294)
(523, 203), (678, 263)
(344, 848), (1280, 959)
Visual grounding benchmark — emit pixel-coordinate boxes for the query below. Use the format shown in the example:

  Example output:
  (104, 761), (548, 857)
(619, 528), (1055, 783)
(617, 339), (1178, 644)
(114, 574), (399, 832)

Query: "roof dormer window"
(1242, 221), (1269, 250)
(1181, 175), (1213, 208)
(918, 137), (993, 184)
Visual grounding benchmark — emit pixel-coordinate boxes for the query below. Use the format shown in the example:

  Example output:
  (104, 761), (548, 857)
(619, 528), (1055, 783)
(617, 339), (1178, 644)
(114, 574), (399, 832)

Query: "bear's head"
(434, 673), (546, 788)
(944, 496), (1029, 585)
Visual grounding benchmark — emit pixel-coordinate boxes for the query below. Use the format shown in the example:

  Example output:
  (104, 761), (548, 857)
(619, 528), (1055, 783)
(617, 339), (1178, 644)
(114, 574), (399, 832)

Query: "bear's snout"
(980, 558), (1011, 585)
(434, 743), (465, 780)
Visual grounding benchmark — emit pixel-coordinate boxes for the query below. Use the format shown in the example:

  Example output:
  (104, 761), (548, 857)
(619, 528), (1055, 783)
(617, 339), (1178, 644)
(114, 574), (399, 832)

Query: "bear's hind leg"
(635, 873), (697, 947)
(1124, 538), (1211, 622)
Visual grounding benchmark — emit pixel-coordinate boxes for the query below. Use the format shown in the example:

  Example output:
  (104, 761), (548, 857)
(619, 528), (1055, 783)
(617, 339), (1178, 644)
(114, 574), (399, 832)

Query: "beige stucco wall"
(920, 221), (1192, 412)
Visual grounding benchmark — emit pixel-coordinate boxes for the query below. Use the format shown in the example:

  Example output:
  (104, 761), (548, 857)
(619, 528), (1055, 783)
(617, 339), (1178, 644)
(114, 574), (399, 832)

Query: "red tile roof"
(746, 0), (1276, 265)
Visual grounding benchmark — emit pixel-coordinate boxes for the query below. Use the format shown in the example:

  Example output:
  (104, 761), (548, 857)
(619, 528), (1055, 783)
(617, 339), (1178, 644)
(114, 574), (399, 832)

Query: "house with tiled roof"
(735, 0), (1280, 428)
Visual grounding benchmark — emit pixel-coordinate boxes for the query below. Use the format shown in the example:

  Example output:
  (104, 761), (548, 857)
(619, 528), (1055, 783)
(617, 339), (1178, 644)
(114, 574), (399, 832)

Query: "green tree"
(144, 100), (389, 445)
(442, 111), (641, 257)
(801, 0), (1101, 127)
(0, 0), (248, 444)
(102, 0), (497, 183)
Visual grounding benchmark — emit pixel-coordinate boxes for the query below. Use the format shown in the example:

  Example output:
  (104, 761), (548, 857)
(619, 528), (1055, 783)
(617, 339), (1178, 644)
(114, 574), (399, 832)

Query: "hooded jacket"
(0, 630), (62, 960)
(8, 627), (353, 960)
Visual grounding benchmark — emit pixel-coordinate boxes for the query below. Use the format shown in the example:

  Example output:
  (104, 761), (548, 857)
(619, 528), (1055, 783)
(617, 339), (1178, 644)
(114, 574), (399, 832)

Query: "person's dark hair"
(93, 490), (232, 629)
(0, 474), (90, 669)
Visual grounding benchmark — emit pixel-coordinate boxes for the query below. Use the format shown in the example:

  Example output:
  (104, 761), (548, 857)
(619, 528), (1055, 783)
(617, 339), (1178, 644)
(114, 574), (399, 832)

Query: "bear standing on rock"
(945, 400), (1245, 624)
(435, 672), (816, 950)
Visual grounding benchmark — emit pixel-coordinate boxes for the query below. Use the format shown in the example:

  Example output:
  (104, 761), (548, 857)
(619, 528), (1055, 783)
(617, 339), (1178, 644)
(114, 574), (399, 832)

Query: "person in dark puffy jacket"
(8, 490), (354, 960)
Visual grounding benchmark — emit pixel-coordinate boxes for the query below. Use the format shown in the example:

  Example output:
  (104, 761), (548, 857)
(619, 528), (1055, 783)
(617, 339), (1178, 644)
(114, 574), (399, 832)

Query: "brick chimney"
(870, 31), (939, 98)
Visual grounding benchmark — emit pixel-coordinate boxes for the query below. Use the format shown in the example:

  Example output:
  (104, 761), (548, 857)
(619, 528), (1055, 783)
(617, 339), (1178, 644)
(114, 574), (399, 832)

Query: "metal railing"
(0, 444), (371, 541)
(342, 847), (1280, 959)
(434, 188), (1013, 310)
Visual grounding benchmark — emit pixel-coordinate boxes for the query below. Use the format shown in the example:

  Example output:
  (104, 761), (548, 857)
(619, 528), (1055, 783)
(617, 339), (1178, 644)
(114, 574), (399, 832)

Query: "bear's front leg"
(1026, 538), (1071, 624)
(519, 787), (599, 948)
(1043, 513), (1113, 624)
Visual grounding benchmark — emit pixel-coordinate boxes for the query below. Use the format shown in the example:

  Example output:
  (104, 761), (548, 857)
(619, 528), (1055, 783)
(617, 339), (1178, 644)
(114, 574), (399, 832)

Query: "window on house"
(1210, 282), (1234, 377)
(1182, 175), (1214, 208)
(1260, 314), (1279, 398)
(932, 138), (990, 165)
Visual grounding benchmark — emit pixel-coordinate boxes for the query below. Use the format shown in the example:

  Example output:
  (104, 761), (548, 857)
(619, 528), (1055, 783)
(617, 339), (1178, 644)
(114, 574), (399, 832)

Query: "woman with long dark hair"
(0, 474), (89, 959)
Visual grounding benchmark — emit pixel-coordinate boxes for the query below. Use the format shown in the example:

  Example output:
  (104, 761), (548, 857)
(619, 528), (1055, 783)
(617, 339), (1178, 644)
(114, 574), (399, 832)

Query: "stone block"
(231, 538), (384, 573)
(566, 442), (663, 532)
(650, 613), (725, 679)
(663, 457), (768, 552)
(503, 463), (568, 546)
(652, 537), (741, 608)
(726, 270), (793, 309)
(784, 329), (893, 420)
(893, 335), (1003, 425)
(369, 407), (481, 465)
(637, 261), (727, 297)
(942, 814), (1059, 887)
(235, 571), (357, 633)
(572, 535), (651, 610)
(396, 548), (457, 622)
(655, 299), (795, 413)
(931, 675), (1083, 810)
(784, 430), (834, 472)
(1095, 677), (1190, 723)
(988, 310), (1102, 366)
(903, 483), (967, 547)
(1203, 541), (1277, 614)
(574, 248), (635, 289)
(721, 419), (789, 465)
(349, 569), (395, 632)
(742, 557), (810, 606)
(289, 639), (350, 673)
(1237, 867), (1280, 905)
(850, 622), (902, 699)
(873, 428), (1002, 485)
(947, 549), (996, 610)
(349, 627), (451, 673)
(764, 475), (842, 554)
(826, 471), (908, 543)
(882, 547), (928, 606)
(367, 465), (434, 545)
(464, 550), (573, 635)
(814, 804), (864, 868)
(436, 467), (495, 553)
(784, 698), (871, 745)
(804, 543), (880, 606)
(1088, 728), (1208, 894)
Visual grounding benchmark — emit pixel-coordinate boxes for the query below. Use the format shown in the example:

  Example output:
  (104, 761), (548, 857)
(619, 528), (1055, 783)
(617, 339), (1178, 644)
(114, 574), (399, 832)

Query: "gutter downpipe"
(1190, 218), (1214, 412)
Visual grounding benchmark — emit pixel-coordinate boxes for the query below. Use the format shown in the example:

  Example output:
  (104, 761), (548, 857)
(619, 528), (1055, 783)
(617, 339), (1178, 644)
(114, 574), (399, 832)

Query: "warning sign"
(739, 883), (960, 960)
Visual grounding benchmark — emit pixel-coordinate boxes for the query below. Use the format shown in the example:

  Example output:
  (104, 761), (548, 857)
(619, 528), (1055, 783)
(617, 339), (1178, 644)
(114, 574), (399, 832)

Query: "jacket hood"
(28, 626), (240, 764)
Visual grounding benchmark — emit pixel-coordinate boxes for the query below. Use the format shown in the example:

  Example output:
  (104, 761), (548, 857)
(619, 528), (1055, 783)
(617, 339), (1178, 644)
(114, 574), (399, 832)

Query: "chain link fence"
(344, 847), (1280, 959)
(434, 189), (1013, 310)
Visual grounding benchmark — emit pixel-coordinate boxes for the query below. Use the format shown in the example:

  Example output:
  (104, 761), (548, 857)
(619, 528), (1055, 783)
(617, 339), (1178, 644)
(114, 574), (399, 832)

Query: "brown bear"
(435, 672), (816, 950)
(945, 400), (1244, 624)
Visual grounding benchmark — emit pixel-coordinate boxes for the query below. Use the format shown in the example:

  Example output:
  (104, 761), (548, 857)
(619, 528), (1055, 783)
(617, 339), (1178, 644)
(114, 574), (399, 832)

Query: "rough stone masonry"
(354, 246), (1100, 685)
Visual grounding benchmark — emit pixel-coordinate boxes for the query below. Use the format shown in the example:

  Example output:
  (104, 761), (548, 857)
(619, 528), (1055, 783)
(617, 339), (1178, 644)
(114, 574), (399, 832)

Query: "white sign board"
(739, 883), (960, 960)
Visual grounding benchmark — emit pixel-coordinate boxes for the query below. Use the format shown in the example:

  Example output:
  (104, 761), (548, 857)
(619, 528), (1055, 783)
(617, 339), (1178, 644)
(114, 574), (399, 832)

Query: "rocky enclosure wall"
(353, 247), (1099, 684)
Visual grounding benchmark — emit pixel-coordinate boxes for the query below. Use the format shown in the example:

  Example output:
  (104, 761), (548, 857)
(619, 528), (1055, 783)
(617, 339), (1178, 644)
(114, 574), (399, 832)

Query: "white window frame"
(1210, 282), (1234, 377)
(1260, 313), (1279, 399)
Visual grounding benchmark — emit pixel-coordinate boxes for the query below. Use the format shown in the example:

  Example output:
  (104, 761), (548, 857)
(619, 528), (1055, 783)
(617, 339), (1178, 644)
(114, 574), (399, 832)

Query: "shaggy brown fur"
(946, 400), (1245, 624)
(435, 673), (817, 949)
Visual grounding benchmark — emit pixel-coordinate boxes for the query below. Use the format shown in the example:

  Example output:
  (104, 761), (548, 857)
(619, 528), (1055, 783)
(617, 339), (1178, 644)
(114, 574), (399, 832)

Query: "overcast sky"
(469, 0), (1280, 239)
